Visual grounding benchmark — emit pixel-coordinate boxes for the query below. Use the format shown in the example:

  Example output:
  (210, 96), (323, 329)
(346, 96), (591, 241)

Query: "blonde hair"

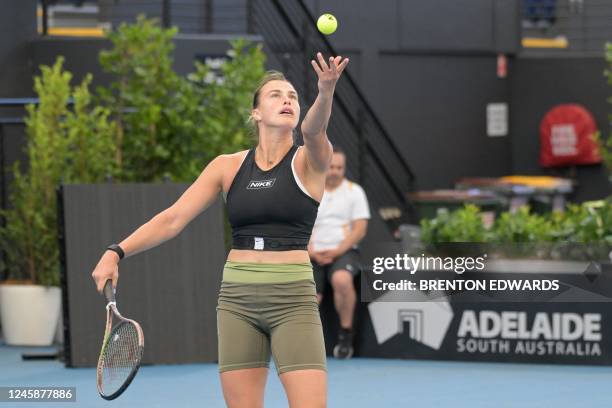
(247, 70), (295, 138)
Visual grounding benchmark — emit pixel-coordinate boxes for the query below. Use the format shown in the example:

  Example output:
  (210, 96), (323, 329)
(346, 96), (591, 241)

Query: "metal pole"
(0, 124), (8, 281)
(0, 124), (6, 281)
(42, 0), (49, 35)
(56, 184), (70, 364)
(246, 0), (254, 34)
(357, 108), (366, 186)
(205, 0), (213, 33)
(302, 19), (311, 104)
(0, 124), (5, 215)
(162, 0), (171, 28)
(281, 53), (291, 75)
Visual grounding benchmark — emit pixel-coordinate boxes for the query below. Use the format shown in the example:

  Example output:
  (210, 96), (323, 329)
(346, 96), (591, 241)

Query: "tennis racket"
(96, 279), (144, 400)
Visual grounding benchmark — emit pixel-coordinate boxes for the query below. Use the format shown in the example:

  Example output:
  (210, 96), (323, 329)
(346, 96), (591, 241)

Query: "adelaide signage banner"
(356, 243), (612, 365)
(360, 299), (612, 364)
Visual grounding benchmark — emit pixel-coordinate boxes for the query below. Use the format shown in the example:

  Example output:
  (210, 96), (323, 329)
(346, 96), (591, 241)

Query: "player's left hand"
(311, 52), (349, 95)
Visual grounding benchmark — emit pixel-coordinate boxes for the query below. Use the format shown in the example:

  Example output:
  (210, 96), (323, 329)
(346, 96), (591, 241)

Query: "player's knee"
(222, 386), (265, 408)
(296, 398), (326, 408)
(224, 394), (264, 408)
(288, 392), (326, 408)
(220, 369), (266, 408)
(331, 270), (353, 294)
(312, 395), (327, 408)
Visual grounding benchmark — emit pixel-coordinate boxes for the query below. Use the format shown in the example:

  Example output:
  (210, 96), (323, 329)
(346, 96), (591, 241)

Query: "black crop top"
(225, 144), (320, 251)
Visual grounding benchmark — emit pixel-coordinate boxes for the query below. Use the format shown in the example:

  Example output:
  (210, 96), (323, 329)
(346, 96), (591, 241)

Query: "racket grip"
(103, 279), (116, 303)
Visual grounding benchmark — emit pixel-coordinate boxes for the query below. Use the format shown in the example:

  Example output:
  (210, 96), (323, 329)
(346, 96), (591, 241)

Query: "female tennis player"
(92, 52), (349, 407)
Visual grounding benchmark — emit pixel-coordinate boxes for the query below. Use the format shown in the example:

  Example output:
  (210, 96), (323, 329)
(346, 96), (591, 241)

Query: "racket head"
(97, 285), (144, 400)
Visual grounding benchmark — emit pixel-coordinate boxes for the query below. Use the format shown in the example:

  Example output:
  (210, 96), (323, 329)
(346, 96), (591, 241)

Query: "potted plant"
(0, 58), (116, 346)
(420, 200), (611, 270)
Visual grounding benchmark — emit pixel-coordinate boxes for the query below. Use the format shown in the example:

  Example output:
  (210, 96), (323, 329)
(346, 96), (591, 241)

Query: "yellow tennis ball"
(317, 13), (337, 35)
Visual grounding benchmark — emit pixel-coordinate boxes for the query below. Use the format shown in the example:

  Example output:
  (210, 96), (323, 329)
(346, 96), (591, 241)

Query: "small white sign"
(487, 103), (508, 137)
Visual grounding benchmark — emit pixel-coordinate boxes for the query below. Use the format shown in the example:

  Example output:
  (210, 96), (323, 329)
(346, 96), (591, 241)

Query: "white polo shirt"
(310, 179), (370, 251)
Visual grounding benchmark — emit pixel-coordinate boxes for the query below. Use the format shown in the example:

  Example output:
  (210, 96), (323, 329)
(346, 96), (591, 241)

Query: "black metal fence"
(254, 0), (416, 223)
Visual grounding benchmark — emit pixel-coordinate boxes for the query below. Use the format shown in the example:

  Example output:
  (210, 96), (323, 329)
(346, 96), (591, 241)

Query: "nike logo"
(247, 179), (276, 189)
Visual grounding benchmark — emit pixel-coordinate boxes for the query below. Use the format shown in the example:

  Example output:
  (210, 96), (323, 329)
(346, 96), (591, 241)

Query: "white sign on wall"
(487, 103), (508, 137)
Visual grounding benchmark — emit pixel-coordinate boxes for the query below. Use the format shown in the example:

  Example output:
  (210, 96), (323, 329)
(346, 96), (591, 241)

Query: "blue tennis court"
(2, 342), (612, 407)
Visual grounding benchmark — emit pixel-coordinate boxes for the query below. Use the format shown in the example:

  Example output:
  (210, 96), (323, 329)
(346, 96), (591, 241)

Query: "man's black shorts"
(312, 249), (362, 294)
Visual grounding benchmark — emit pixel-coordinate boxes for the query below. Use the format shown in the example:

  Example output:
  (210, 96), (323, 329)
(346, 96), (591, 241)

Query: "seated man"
(308, 145), (370, 359)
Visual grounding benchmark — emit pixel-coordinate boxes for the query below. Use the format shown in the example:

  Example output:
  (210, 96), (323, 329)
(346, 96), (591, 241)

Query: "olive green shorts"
(216, 262), (327, 375)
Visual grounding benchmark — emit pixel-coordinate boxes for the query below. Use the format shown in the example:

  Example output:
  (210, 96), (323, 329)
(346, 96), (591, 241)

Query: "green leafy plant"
(98, 16), (183, 181)
(493, 207), (551, 243)
(491, 206), (554, 258)
(421, 204), (489, 243)
(549, 200), (612, 244)
(594, 132), (612, 176)
(547, 199), (612, 260)
(183, 38), (266, 169)
(0, 58), (116, 285)
(98, 17), (264, 182)
(597, 43), (612, 176)
(420, 200), (612, 259)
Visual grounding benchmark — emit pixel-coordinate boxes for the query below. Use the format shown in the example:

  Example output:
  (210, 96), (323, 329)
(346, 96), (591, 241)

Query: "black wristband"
(106, 244), (125, 260)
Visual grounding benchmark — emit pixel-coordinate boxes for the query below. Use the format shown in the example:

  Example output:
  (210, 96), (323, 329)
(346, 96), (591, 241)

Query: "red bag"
(539, 104), (601, 167)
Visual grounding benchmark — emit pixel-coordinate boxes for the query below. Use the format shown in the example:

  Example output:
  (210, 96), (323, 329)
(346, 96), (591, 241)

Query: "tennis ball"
(317, 13), (337, 35)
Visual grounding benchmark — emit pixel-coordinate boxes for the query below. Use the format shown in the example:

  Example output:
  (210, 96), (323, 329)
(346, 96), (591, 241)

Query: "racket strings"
(100, 322), (141, 396)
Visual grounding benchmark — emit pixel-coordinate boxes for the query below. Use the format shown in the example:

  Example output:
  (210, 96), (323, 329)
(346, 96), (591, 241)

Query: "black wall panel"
(60, 184), (226, 367)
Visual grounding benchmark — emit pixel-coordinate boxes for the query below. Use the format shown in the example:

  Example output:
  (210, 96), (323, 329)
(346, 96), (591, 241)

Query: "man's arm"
(335, 219), (368, 254)
(319, 219), (368, 263)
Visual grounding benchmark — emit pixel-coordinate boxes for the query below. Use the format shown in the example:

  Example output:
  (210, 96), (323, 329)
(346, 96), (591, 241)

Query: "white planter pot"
(0, 284), (61, 346)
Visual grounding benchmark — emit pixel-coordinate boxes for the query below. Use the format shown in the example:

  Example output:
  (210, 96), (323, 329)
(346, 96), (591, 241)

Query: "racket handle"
(103, 279), (116, 303)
